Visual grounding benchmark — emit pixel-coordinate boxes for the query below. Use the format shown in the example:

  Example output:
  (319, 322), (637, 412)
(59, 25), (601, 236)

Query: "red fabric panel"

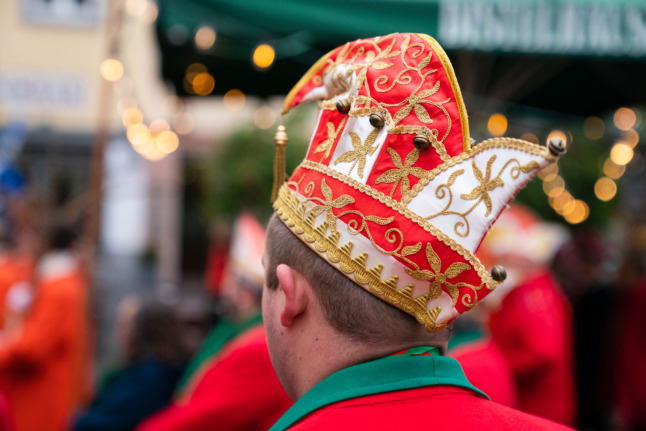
(137, 326), (292, 431)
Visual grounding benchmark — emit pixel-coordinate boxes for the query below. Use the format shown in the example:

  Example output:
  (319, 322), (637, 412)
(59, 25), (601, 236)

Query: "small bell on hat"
(271, 33), (565, 332)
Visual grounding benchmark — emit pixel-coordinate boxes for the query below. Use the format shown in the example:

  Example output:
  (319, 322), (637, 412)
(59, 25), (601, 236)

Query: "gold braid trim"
(273, 185), (446, 332)
(299, 160), (498, 292)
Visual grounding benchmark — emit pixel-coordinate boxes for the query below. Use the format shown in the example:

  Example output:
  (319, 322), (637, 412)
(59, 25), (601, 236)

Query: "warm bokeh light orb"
(583, 116), (605, 140)
(223, 89), (246, 112)
(538, 163), (558, 182)
(564, 200), (589, 224)
(603, 158), (626, 179)
(192, 73), (215, 96)
(253, 44), (275, 69)
(254, 106), (276, 129)
(520, 133), (539, 145)
(122, 107), (143, 128)
(542, 176), (565, 198)
(100, 59), (123, 82)
(610, 143), (634, 165)
(157, 131), (180, 154)
(127, 123), (150, 147)
(614, 107), (637, 131)
(594, 177), (617, 202)
(487, 113), (507, 137)
(195, 26), (216, 50)
(547, 129), (568, 146)
(149, 119), (170, 136)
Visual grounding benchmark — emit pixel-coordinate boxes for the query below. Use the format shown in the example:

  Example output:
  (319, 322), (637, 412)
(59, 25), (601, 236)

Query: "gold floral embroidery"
(333, 128), (380, 178)
(460, 155), (504, 217)
(405, 243), (471, 306)
(423, 154), (542, 237)
(307, 178), (354, 233)
(314, 117), (347, 159)
(375, 147), (427, 198)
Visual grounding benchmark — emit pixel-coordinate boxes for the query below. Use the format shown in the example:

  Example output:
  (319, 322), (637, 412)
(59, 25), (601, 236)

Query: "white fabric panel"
(407, 147), (551, 253)
(328, 115), (388, 184)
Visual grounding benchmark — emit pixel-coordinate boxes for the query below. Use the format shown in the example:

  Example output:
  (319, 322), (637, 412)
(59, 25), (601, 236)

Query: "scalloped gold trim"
(273, 185), (446, 332)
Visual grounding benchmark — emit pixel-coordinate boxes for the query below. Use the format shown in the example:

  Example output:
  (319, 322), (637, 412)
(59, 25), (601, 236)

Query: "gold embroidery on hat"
(307, 179), (354, 234)
(402, 137), (556, 206)
(375, 147), (427, 198)
(423, 155), (542, 237)
(314, 117), (348, 160)
(405, 243), (475, 307)
(273, 185), (446, 332)
(333, 127), (380, 178)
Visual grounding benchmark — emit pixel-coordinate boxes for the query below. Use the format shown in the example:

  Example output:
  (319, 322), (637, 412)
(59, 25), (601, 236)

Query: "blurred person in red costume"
(137, 213), (292, 431)
(478, 202), (576, 427)
(260, 33), (573, 430)
(0, 225), (89, 431)
(447, 306), (519, 408)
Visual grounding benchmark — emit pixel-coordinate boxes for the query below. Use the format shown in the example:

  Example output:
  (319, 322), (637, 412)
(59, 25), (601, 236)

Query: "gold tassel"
(271, 124), (288, 203)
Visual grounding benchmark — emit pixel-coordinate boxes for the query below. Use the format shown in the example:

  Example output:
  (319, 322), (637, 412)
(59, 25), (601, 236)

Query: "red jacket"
(449, 335), (519, 408)
(0, 270), (88, 431)
(269, 353), (573, 431)
(137, 325), (292, 431)
(489, 271), (576, 426)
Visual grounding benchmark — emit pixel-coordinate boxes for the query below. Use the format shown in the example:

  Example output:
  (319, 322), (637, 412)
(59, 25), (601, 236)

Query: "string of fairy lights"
(486, 107), (642, 225)
(98, 0), (642, 225)
(98, 0), (280, 161)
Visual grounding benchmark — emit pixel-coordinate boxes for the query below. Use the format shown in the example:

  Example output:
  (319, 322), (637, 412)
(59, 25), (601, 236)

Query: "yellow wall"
(0, 0), (109, 132)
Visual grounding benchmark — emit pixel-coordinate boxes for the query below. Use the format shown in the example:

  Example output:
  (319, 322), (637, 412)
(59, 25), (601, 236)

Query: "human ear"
(275, 264), (308, 327)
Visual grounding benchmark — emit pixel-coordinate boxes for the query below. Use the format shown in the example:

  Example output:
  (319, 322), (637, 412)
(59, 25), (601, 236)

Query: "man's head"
(261, 32), (564, 396)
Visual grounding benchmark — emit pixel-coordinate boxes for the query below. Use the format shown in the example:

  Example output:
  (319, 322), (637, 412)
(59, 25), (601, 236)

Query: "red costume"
(137, 325), (292, 431)
(0, 253), (88, 431)
(449, 333), (519, 408)
(488, 271), (576, 426)
(269, 353), (572, 431)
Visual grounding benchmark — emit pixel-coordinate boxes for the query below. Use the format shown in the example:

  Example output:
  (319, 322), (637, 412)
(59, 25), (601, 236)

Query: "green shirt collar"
(269, 353), (488, 431)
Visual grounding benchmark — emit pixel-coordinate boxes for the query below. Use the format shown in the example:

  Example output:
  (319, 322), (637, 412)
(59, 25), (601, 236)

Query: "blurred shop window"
(21, 0), (100, 28)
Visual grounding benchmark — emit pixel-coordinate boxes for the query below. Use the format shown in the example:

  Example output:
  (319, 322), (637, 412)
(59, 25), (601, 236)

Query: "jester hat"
(271, 33), (565, 332)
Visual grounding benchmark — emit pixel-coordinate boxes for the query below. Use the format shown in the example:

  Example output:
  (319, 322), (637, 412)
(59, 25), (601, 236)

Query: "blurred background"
(0, 0), (645, 430)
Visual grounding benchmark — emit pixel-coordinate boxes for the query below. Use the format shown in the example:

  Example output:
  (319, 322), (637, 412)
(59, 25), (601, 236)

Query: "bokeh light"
(487, 113), (507, 137)
(538, 163), (558, 182)
(550, 191), (573, 215)
(173, 113), (194, 135)
(127, 123), (150, 147)
(253, 44), (275, 69)
(100, 59), (123, 82)
(142, 2), (158, 23)
(195, 26), (216, 50)
(563, 200), (590, 224)
(603, 158), (626, 179)
(520, 133), (539, 145)
(192, 73), (215, 96)
(622, 129), (639, 148)
(594, 177), (617, 202)
(122, 107), (143, 128)
(610, 143), (634, 165)
(254, 106), (276, 129)
(157, 131), (180, 154)
(614, 107), (637, 131)
(223, 89), (246, 112)
(125, 0), (148, 17)
(583, 116), (605, 140)
(542, 176), (565, 198)
(149, 119), (170, 136)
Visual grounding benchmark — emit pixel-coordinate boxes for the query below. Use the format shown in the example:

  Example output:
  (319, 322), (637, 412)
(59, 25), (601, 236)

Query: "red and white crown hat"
(271, 33), (565, 332)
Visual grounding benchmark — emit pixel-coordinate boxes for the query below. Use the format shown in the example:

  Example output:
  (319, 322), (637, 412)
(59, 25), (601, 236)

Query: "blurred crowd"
(0, 200), (643, 431)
